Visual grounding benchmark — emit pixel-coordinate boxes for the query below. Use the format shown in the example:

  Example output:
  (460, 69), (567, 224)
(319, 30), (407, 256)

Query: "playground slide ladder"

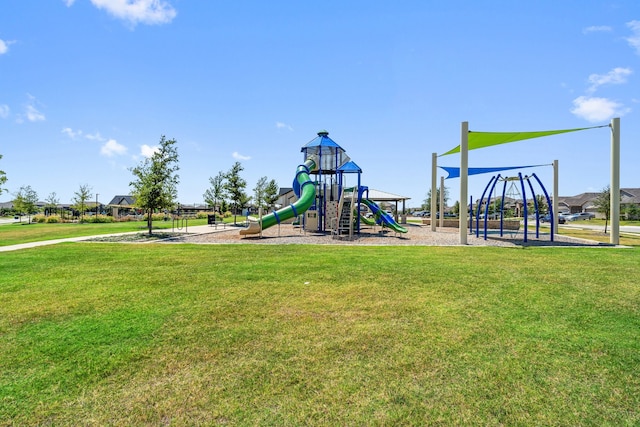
(333, 188), (357, 239)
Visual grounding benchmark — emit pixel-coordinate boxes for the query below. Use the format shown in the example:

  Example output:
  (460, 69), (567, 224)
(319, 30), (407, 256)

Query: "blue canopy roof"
(439, 164), (549, 179)
(338, 160), (362, 173)
(301, 130), (344, 150)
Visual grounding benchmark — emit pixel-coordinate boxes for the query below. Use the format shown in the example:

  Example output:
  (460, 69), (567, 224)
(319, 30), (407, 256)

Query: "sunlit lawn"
(0, 218), (240, 246)
(1, 243), (638, 425)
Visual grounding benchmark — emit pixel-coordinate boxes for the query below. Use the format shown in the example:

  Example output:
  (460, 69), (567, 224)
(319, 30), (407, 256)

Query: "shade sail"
(439, 164), (548, 179)
(440, 125), (608, 156)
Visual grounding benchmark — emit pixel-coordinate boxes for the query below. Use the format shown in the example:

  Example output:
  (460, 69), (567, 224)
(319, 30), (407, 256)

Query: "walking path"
(0, 224), (226, 253)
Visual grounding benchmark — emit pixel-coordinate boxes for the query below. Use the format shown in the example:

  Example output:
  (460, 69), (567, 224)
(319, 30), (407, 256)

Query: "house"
(107, 195), (137, 217)
(557, 193), (600, 215)
(557, 188), (640, 219)
(275, 187), (295, 210)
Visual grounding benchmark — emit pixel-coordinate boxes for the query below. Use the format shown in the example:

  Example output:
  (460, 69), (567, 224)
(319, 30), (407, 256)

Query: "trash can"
(207, 214), (216, 225)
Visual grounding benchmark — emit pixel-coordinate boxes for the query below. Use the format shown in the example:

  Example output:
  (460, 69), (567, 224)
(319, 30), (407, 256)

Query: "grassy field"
(0, 218), (220, 246)
(1, 243), (638, 425)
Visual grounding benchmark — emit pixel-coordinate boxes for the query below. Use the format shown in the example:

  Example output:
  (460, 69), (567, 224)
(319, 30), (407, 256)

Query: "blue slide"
(361, 199), (407, 233)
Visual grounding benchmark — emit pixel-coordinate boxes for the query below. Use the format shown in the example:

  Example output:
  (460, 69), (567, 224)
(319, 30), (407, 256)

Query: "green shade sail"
(440, 124), (609, 156)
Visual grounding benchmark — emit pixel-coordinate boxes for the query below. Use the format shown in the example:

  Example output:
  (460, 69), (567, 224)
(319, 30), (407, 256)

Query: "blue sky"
(1, 0), (639, 208)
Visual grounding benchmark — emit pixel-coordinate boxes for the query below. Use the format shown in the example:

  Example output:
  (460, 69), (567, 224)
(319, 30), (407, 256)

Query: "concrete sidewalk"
(0, 224), (235, 253)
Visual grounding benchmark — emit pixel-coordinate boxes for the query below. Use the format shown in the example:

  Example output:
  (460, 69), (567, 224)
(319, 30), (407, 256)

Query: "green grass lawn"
(0, 218), (215, 246)
(1, 244), (638, 425)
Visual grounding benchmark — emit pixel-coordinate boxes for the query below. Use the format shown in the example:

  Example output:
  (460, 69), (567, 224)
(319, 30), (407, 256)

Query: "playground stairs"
(337, 199), (353, 234)
(332, 193), (358, 240)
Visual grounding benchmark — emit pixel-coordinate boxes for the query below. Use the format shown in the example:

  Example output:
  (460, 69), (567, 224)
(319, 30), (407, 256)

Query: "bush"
(196, 211), (223, 220)
(33, 214), (63, 223)
(88, 214), (114, 223)
(142, 212), (170, 222)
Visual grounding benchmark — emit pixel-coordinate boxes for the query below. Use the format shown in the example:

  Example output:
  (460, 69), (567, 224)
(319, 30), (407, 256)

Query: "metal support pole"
(439, 175), (445, 228)
(459, 122), (469, 244)
(610, 117), (620, 245)
(553, 160), (558, 236)
(431, 153), (437, 232)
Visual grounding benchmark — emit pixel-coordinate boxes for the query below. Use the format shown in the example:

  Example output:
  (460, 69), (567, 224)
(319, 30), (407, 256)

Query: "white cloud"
(100, 139), (128, 157)
(571, 96), (629, 122)
(90, 0), (177, 26)
(25, 104), (45, 122)
(626, 20), (640, 55)
(587, 67), (632, 93)
(63, 0), (76, 6)
(583, 25), (612, 34)
(232, 151), (251, 161)
(0, 39), (16, 55)
(85, 132), (105, 141)
(0, 105), (9, 119)
(140, 144), (159, 158)
(276, 121), (294, 131)
(62, 127), (82, 138)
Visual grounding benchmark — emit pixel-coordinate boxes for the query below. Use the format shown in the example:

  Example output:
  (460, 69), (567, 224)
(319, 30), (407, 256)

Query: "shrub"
(89, 214), (114, 223)
(142, 212), (170, 222)
(46, 215), (61, 223)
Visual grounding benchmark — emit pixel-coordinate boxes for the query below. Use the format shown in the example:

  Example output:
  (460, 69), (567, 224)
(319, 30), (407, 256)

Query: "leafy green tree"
(13, 185), (39, 223)
(129, 136), (180, 235)
(252, 176), (278, 212)
(203, 171), (225, 214)
(72, 184), (93, 223)
(224, 161), (248, 224)
(264, 179), (279, 210)
(253, 176), (268, 211)
(45, 192), (60, 216)
(452, 200), (460, 215)
(423, 185), (449, 212)
(0, 154), (7, 196)
(594, 185), (618, 233)
(534, 194), (547, 215)
(625, 203), (640, 221)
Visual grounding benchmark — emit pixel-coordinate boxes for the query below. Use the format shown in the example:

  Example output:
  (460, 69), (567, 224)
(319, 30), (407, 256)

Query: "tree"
(253, 176), (279, 212)
(72, 184), (93, 223)
(13, 185), (38, 223)
(452, 200), (460, 215)
(129, 136), (180, 235)
(253, 176), (268, 211)
(594, 185), (613, 233)
(423, 185), (449, 212)
(45, 192), (60, 216)
(625, 203), (640, 221)
(224, 161), (248, 224)
(0, 154), (7, 196)
(264, 179), (279, 210)
(534, 194), (547, 215)
(203, 172), (225, 214)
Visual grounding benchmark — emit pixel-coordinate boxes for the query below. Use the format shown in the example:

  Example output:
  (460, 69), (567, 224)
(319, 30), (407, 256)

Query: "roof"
(301, 130), (344, 150)
(557, 188), (640, 209)
(108, 195), (136, 206)
(279, 187), (293, 196)
(364, 188), (411, 202)
(337, 161), (362, 173)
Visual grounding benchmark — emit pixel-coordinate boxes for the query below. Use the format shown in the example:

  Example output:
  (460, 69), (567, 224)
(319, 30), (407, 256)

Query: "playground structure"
(433, 119), (620, 245)
(472, 172), (554, 242)
(240, 130), (407, 237)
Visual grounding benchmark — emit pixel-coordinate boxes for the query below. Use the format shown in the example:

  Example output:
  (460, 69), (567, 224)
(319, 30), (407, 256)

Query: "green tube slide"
(240, 157), (318, 235)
